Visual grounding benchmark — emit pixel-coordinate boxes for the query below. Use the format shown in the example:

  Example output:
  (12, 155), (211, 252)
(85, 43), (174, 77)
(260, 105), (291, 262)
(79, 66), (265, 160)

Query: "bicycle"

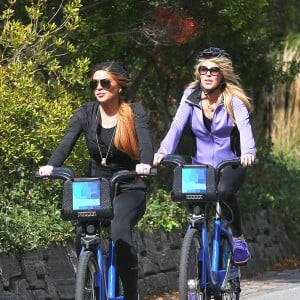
(36, 167), (155, 300)
(161, 154), (256, 300)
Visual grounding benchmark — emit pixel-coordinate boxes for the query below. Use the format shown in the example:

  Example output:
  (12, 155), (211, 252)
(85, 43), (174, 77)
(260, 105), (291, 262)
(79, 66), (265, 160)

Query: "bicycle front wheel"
(75, 250), (99, 300)
(179, 228), (210, 300)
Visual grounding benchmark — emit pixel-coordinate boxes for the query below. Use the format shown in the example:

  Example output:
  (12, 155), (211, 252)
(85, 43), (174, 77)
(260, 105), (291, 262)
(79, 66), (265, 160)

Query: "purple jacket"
(157, 88), (256, 167)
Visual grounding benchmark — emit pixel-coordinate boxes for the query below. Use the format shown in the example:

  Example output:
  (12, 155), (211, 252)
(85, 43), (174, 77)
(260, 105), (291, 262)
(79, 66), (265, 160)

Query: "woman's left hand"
(240, 154), (255, 167)
(136, 163), (152, 175)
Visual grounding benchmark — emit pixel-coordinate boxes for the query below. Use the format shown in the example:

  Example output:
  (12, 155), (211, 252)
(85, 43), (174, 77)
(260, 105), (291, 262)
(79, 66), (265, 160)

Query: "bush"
(0, 165), (74, 254)
(138, 188), (187, 232)
(239, 147), (300, 234)
(0, 0), (90, 254)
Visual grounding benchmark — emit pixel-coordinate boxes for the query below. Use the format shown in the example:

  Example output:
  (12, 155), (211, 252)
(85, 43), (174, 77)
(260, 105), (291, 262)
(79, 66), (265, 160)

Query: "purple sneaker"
(233, 239), (250, 264)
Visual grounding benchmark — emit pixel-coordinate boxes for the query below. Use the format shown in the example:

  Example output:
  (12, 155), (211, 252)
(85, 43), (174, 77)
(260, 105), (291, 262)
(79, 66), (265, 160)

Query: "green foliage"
(138, 188), (187, 232)
(0, 0), (90, 254)
(0, 165), (74, 255)
(239, 146), (300, 233)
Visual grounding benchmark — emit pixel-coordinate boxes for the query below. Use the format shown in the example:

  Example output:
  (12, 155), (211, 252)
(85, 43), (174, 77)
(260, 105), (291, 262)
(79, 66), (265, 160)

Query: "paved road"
(240, 267), (300, 299)
(143, 254), (300, 300)
(143, 266), (300, 300)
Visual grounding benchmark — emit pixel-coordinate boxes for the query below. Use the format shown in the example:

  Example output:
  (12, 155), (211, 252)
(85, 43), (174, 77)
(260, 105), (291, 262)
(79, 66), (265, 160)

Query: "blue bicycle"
(36, 167), (155, 300)
(162, 154), (251, 300)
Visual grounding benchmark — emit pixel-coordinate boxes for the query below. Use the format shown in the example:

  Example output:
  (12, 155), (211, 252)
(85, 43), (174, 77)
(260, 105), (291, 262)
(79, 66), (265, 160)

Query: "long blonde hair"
(188, 56), (253, 122)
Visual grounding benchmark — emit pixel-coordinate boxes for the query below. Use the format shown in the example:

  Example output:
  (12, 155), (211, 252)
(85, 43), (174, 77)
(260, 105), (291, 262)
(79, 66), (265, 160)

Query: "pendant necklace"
(95, 106), (117, 167)
(201, 92), (215, 113)
(206, 100), (215, 112)
(96, 126), (116, 166)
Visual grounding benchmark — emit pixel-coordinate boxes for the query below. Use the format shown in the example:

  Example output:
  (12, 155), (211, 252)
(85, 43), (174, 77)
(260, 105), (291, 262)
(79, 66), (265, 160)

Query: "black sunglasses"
(90, 78), (111, 90)
(199, 66), (221, 76)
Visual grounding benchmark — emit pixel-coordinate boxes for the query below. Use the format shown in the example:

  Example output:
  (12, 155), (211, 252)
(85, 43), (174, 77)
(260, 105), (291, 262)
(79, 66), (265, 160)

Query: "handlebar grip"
(161, 154), (186, 166)
(35, 171), (42, 178)
(149, 168), (157, 176)
(35, 167), (74, 181)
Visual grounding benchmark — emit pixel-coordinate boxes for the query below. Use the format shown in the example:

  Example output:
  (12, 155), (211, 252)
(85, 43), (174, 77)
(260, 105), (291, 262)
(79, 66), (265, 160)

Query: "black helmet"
(197, 47), (231, 60)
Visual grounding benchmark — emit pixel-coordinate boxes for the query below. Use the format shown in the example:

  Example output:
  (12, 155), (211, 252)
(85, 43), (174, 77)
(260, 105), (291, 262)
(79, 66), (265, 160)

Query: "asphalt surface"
(143, 255), (300, 299)
(240, 267), (300, 299)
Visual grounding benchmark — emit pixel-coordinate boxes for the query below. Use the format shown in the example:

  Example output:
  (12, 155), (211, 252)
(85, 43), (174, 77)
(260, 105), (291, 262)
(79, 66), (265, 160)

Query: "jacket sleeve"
(48, 108), (84, 166)
(157, 90), (192, 154)
(132, 103), (154, 164)
(232, 97), (256, 157)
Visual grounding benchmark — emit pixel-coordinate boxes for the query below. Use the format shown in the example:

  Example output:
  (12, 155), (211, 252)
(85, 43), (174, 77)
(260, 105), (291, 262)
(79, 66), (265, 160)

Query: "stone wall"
(0, 209), (299, 299)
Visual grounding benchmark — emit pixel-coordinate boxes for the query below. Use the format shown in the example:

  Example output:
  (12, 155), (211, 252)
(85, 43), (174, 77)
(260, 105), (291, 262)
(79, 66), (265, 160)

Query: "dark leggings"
(217, 166), (247, 238)
(111, 189), (146, 300)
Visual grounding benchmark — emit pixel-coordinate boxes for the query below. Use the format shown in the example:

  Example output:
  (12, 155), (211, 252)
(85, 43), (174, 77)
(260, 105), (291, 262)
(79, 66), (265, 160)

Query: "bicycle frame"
(186, 202), (241, 298)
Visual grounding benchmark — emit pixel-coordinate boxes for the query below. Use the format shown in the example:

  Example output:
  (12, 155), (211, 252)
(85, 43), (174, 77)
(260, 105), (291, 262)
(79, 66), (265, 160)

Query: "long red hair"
(114, 101), (139, 160)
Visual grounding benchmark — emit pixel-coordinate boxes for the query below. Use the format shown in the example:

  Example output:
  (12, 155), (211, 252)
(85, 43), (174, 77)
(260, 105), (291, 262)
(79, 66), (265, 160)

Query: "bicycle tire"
(75, 250), (99, 300)
(215, 236), (240, 300)
(179, 228), (210, 300)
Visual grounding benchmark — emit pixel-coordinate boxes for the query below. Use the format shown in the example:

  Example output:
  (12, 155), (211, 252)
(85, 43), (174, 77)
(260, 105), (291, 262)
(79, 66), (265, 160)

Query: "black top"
(202, 112), (212, 132)
(48, 101), (154, 179)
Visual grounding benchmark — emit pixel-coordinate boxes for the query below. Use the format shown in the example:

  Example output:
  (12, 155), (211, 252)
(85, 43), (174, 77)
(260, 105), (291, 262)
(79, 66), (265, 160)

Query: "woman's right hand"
(39, 165), (54, 176)
(153, 153), (166, 167)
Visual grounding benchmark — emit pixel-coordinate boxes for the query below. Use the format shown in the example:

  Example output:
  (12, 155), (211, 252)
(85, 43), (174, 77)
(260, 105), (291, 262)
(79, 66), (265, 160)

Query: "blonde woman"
(39, 61), (153, 300)
(153, 47), (256, 264)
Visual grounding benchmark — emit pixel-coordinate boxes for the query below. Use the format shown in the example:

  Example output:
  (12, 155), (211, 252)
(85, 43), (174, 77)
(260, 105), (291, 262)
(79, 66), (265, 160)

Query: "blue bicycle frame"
(193, 207), (240, 297)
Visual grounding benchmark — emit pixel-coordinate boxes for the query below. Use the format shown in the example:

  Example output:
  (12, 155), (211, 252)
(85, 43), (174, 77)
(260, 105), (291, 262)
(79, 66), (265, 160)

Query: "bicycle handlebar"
(161, 154), (258, 177)
(35, 167), (75, 181)
(35, 167), (157, 184)
(161, 154), (187, 167)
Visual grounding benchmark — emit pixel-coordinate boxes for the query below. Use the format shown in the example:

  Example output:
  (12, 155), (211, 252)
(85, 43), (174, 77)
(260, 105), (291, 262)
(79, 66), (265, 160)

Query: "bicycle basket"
(171, 165), (217, 202)
(61, 177), (113, 221)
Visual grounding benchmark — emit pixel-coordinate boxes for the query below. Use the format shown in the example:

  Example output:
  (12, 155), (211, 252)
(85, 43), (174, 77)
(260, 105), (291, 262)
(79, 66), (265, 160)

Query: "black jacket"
(48, 101), (154, 179)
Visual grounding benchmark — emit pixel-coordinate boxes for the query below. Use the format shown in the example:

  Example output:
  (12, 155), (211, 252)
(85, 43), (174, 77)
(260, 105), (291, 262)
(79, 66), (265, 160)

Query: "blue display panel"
(72, 181), (101, 210)
(182, 167), (207, 193)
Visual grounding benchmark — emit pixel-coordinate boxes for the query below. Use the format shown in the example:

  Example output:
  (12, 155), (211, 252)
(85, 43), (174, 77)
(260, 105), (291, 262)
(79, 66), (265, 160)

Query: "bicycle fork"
(80, 236), (107, 299)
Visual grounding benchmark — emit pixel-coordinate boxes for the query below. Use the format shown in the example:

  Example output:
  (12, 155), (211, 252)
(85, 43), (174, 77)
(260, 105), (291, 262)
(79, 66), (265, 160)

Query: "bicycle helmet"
(197, 47), (231, 60)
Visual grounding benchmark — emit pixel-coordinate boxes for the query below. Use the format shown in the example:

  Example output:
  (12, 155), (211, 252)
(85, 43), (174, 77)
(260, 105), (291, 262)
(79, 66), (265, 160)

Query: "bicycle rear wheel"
(179, 228), (210, 300)
(75, 250), (99, 300)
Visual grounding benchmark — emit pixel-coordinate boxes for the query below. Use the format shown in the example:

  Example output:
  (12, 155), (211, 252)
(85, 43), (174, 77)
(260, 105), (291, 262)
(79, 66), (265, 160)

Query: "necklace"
(95, 126), (116, 166)
(95, 107), (117, 166)
(206, 100), (215, 112)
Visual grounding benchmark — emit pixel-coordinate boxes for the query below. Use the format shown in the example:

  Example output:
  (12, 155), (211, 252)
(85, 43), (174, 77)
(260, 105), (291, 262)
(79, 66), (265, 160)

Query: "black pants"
(111, 188), (146, 300)
(217, 166), (247, 238)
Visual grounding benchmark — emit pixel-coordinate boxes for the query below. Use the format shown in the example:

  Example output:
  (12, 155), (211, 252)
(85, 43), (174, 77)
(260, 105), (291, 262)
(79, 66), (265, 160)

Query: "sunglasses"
(90, 78), (111, 90)
(199, 66), (221, 76)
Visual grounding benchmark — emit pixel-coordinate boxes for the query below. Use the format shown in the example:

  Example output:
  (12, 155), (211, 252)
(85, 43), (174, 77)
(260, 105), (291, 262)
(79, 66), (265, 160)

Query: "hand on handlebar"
(135, 163), (152, 175)
(153, 153), (166, 167)
(39, 165), (54, 177)
(240, 154), (255, 167)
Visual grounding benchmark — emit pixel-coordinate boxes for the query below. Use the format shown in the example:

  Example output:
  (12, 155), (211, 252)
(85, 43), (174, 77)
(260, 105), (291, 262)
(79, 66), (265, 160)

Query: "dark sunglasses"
(199, 66), (221, 76)
(89, 78), (111, 90)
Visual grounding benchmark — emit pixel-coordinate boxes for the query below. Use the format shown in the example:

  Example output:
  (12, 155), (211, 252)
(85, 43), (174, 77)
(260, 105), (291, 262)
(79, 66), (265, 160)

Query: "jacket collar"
(186, 87), (225, 107)
(186, 87), (202, 105)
